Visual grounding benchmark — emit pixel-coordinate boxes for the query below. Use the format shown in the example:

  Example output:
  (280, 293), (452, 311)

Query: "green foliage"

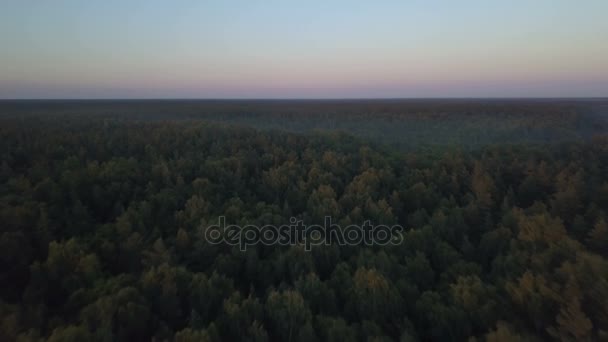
(1, 104), (608, 341)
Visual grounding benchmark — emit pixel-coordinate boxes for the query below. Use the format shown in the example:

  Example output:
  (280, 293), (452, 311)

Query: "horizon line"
(1, 96), (607, 101)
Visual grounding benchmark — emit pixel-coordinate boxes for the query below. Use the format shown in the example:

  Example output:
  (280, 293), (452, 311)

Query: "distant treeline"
(1, 99), (607, 149)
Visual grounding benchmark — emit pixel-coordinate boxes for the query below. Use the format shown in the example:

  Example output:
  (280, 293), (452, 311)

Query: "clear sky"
(1, 0), (607, 99)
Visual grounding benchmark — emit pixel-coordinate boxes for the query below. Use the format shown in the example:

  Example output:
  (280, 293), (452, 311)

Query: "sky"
(0, 0), (607, 99)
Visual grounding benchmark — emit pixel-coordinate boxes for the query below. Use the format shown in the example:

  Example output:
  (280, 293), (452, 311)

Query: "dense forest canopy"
(1, 100), (608, 341)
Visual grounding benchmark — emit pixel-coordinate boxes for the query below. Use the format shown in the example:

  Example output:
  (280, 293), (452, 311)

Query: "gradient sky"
(1, 0), (607, 98)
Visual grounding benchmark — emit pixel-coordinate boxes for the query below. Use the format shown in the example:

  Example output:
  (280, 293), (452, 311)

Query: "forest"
(1, 100), (608, 341)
